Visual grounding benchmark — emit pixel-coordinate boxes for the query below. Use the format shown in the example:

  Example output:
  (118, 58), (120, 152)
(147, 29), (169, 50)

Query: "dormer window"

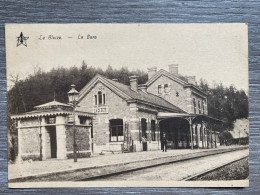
(95, 91), (106, 106)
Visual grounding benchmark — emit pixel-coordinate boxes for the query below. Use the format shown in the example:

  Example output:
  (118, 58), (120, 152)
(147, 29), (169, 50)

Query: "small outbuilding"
(11, 100), (94, 161)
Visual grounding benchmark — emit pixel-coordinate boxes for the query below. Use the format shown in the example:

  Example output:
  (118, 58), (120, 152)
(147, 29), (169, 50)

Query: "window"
(158, 85), (162, 94)
(151, 120), (156, 141)
(95, 91), (106, 106)
(202, 101), (205, 114)
(164, 84), (169, 93)
(141, 118), (147, 138)
(98, 91), (102, 105)
(193, 98), (197, 113)
(79, 117), (87, 124)
(103, 94), (106, 105)
(46, 117), (56, 124)
(94, 95), (97, 105)
(110, 119), (124, 142)
(198, 100), (201, 114)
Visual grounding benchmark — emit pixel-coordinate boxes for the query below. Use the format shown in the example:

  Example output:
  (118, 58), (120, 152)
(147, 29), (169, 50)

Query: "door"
(49, 127), (57, 158)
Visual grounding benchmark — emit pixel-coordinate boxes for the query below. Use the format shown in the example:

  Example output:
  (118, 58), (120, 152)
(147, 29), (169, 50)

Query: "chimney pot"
(147, 67), (157, 80)
(129, 75), (138, 91)
(187, 76), (196, 85)
(169, 64), (178, 75)
(138, 84), (147, 93)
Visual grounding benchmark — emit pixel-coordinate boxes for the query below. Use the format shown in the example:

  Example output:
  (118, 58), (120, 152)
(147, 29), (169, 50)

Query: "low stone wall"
(21, 154), (41, 161)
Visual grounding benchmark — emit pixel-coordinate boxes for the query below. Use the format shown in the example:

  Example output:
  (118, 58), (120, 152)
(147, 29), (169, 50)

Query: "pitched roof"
(12, 100), (94, 119)
(145, 69), (207, 96)
(34, 100), (72, 110)
(79, 74), (185, 113)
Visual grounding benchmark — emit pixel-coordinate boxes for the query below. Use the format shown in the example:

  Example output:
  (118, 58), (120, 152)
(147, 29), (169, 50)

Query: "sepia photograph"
(5, 23), (249, 188)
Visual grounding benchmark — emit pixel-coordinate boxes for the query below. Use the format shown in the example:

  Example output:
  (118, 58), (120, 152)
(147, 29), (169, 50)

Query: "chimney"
(187, 76), (196, 85)
(138, 84), (147, 93)
(129, 75), (138, 92)
(112, 78), (118, 82)
(168, 64), (178, 75)
(147, 67), (157, 80)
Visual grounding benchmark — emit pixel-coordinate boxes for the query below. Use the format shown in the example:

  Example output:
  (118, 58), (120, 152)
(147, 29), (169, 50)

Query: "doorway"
(46, 126), (57, 158)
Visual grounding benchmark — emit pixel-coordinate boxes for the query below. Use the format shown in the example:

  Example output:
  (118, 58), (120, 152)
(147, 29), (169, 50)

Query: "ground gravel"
(194, 157), (249, 180)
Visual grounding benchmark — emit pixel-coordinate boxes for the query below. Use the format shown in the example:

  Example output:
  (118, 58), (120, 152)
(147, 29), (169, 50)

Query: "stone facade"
(66, 125), (91, 158)
(147, 74), (191, 113)
(146, 71), (208, 114)
(12, 100), (94, 161)
(16, 115), (92, 161)
(77, 81), (163, 154)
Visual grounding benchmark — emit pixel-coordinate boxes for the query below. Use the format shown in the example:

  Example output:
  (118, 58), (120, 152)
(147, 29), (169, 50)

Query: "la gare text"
(39, 34), (97, 40)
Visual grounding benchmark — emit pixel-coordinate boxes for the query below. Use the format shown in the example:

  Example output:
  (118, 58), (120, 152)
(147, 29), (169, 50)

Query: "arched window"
(98, 91), (102, 105)
(110, 119), (124, 142)
(103, 93), (106, 105)
(95, 91), (106, 106)
(94, 95), (97, 105)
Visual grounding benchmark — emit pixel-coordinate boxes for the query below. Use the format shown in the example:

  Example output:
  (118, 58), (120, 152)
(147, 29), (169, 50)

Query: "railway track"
(81, 147), (248, 181)
(183, 154), (249, 181)
(9, 146), (248, 182)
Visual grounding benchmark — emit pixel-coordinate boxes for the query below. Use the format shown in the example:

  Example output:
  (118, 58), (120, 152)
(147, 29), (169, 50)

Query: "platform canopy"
(157, 112), (223, 123)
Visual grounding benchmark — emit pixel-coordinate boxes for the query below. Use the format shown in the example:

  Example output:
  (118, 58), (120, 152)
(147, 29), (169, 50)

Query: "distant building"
(12, 65), (221, 161)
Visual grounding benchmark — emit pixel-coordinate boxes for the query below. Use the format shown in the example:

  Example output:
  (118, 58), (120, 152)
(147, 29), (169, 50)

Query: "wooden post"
(190, 122), (193, 150)
(184, 117), (195, 150)
(189, 118), (194, 150)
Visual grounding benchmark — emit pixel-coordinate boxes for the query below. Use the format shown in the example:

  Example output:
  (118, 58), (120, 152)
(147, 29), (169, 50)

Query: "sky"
(5, 23), (248, 91)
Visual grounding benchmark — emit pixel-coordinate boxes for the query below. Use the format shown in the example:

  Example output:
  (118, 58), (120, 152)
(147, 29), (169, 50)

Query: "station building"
(12, 65), (221, 161)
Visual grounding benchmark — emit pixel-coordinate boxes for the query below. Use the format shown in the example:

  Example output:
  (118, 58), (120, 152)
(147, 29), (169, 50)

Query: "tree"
(219, 131), (233, 145)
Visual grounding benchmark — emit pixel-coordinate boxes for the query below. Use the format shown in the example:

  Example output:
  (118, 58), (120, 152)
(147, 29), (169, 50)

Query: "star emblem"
(17, 32), (29, 47)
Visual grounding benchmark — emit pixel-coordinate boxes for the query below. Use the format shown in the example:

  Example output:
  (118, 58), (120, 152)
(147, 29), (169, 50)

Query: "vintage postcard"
(5, 23), (249, 188)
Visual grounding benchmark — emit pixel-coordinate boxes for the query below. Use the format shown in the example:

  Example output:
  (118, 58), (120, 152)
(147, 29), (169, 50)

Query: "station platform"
(8, 145), (248, 182)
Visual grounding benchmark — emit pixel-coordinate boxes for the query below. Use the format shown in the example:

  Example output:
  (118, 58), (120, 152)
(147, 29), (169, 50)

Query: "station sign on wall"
(93, 106), (108, 114)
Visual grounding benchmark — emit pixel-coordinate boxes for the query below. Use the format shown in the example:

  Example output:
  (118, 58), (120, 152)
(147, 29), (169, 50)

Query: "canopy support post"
(184, 117), (195, 150)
